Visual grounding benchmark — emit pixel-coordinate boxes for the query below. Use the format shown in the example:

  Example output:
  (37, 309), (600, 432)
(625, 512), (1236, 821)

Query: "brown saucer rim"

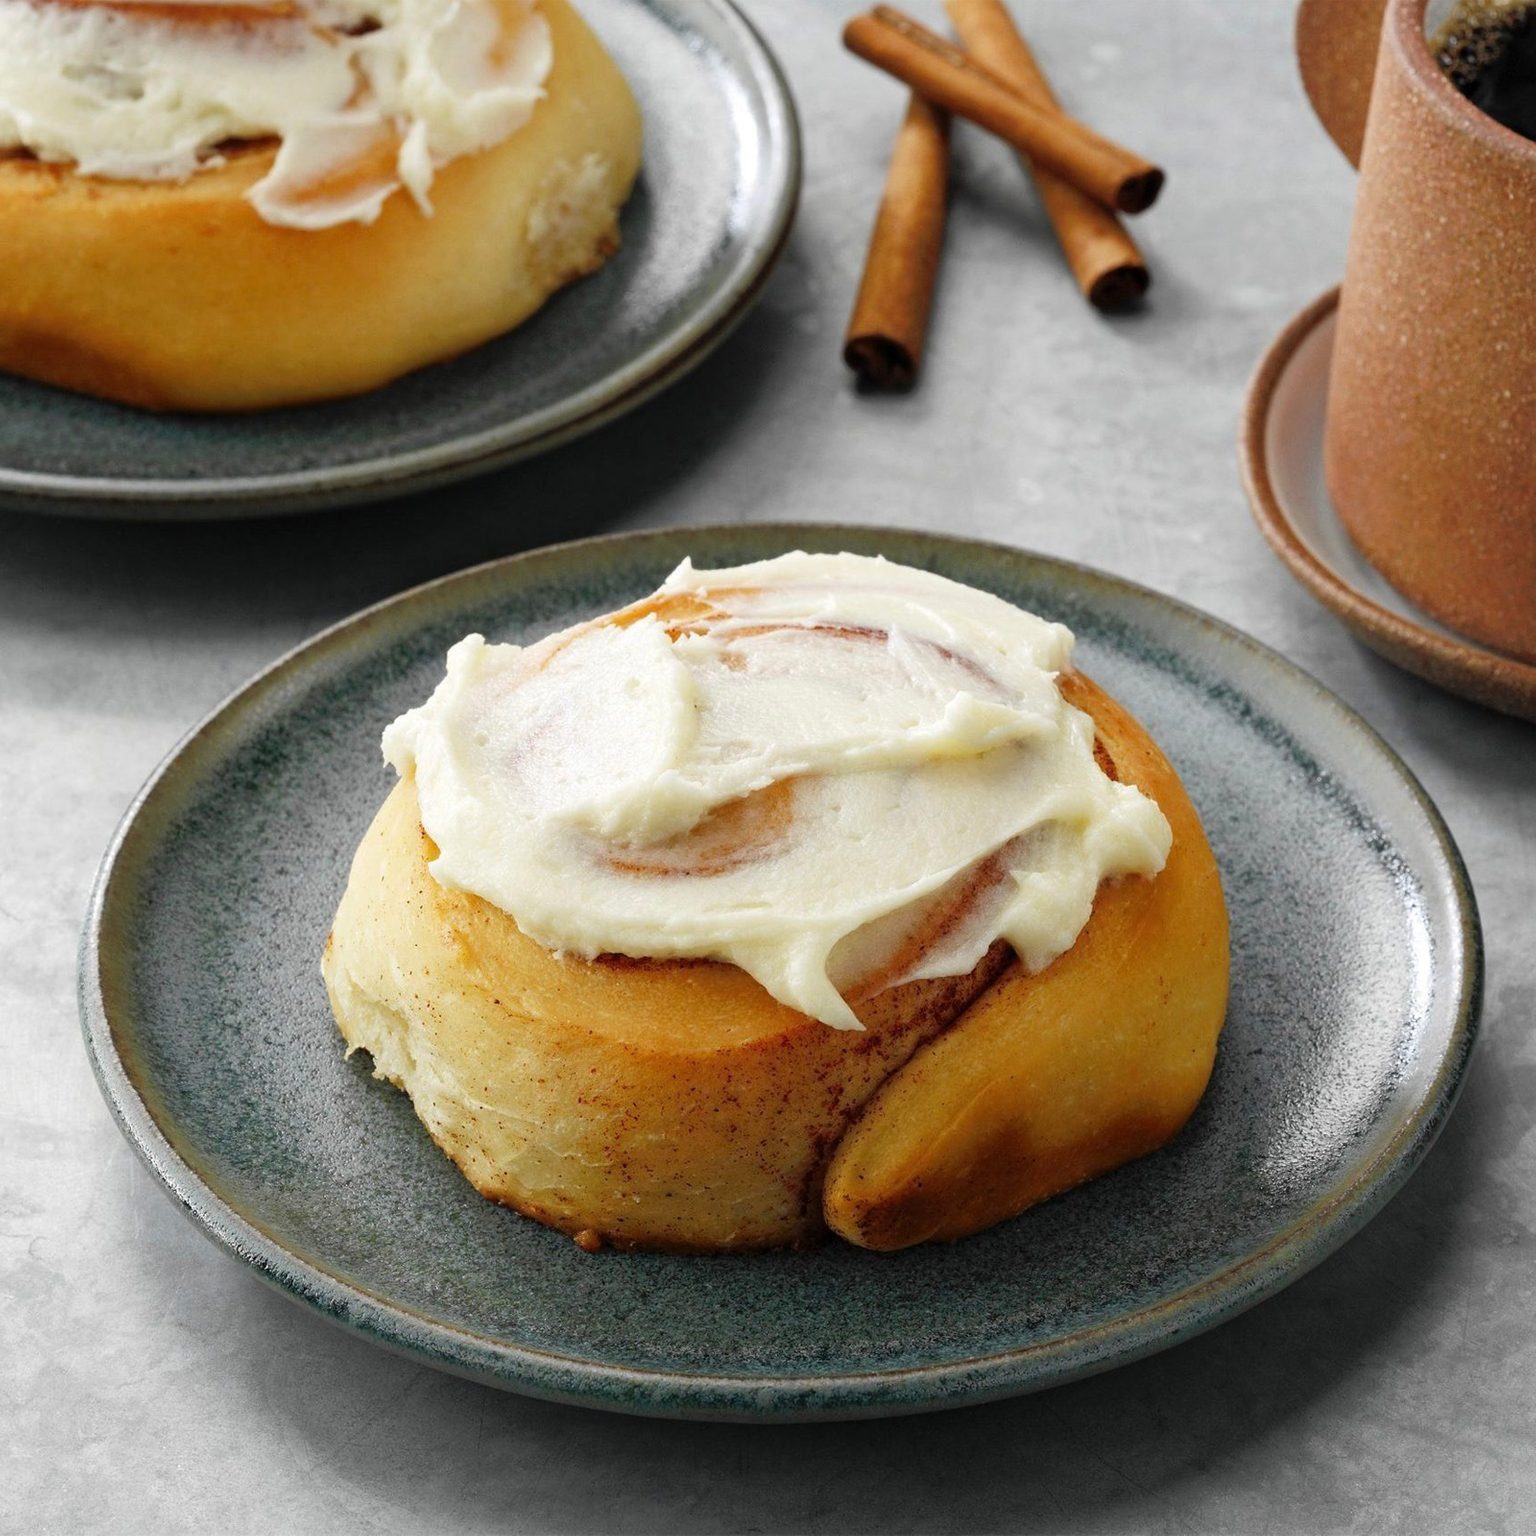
(1239, 285), (1536, 723)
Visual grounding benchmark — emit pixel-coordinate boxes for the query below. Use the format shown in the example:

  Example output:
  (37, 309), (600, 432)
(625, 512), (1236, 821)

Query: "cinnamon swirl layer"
(384, 551), (1173, 1029)
(0, 0), (552, 226)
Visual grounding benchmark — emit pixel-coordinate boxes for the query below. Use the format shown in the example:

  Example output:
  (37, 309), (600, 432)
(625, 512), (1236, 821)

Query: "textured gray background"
(3, 0), (1533, 1531)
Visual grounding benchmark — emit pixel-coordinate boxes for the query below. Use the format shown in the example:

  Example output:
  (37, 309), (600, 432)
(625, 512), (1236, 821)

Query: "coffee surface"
(1435, 0), (1536, 140)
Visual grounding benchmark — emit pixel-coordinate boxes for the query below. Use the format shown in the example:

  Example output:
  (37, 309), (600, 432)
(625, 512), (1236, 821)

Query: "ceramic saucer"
(1241, 287), (1536, 723)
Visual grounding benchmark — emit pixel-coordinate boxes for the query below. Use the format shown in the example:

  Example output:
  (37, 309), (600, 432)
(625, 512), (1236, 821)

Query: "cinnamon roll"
(322, 552), (1230, 1252)
(0, 0), (641, 409)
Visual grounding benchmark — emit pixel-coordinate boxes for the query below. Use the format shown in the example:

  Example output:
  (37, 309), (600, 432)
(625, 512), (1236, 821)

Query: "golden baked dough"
(322, 669), (1230, 1253)
(823, 674), (1231, 1248)
(0, 0), (642, 410)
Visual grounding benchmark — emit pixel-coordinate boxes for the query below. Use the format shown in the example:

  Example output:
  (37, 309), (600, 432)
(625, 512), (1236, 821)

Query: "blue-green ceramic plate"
(79, 526), (1483, 1420)
(0, 0), (799, 521)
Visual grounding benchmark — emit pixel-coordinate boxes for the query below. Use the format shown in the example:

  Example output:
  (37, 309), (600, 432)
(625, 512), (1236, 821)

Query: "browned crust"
(822, 671), (1231, 1250)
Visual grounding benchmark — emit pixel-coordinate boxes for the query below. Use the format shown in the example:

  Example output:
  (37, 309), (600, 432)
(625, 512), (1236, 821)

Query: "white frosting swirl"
(0, 0), (552, 227)
(384, 552), (1174, 1030)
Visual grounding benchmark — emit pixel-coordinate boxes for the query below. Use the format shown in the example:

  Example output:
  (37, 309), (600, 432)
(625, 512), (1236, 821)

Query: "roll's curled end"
(822, 672), (1230, 1250)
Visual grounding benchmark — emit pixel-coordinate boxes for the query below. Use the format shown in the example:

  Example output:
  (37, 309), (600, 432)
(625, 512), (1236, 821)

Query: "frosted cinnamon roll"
(323, 552), (1230, 1251)
(0, 0), (641, 408)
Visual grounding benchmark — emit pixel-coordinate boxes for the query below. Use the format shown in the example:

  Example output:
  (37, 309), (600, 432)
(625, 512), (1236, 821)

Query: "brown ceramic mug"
(1298, 0), (1536, 662)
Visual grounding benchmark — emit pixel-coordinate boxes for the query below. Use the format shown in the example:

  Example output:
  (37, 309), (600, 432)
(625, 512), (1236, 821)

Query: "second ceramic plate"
(81, 525), (1482, 1420)
(0, 0), (799, 520)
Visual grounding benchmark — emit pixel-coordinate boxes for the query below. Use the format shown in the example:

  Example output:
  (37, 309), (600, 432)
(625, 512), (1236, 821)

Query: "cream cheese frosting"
(0, 0), (552, 227)
(383, 552), (1174, 1030)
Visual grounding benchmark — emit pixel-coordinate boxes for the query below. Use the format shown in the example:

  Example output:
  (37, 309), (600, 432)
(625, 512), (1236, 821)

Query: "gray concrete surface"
(3, 1), (1533, 1530)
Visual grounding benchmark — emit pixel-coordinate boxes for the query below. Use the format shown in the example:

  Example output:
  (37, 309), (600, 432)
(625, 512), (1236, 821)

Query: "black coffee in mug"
(1435, 0), (1536, 139)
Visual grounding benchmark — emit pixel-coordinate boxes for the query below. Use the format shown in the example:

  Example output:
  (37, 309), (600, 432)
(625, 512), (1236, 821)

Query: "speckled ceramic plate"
(1241, 287), (1536, 722)
(79, 525), (1482, 1420)
(0, 0), (799, 521)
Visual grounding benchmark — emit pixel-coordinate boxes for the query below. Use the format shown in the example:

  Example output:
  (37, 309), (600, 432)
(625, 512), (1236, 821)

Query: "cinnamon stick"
(844, 94), (952, 390)
(946, 0), (1148, 308)
(842, 7), (1163, 214)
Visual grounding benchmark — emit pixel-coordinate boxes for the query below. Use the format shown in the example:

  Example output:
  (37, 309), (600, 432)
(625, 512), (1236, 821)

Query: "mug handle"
(1295, 0), (1392, 166)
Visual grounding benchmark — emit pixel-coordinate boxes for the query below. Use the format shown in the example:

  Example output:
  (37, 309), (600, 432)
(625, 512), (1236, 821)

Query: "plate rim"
(0, 0), (802, 520)
(78, 523), (1485, 1420)
(1239, 284), (1536, 722)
